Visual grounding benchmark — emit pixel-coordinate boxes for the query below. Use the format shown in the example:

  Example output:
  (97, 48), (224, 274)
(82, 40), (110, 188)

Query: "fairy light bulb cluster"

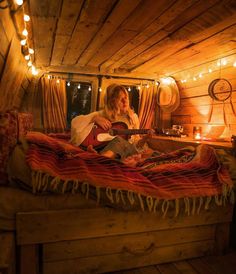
(179, 55), (236, 83)
(15, 0), (38, 75)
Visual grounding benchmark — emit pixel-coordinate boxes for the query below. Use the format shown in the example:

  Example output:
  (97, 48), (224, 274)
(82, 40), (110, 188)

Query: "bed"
(1, 111), (236, 274)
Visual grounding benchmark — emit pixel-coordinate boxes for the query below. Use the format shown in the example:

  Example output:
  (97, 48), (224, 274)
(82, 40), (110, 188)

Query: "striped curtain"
(41, 77), (67, 132)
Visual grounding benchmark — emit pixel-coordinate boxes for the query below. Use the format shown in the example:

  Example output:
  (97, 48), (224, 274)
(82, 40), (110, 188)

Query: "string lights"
(44, 73), (160, 94)
(179, 55), (236, 83)
(15, 0), (38, 75)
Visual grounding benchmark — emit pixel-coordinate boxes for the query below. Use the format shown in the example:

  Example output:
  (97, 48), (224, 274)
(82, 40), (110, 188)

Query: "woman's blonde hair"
(103, 84), (135, 124)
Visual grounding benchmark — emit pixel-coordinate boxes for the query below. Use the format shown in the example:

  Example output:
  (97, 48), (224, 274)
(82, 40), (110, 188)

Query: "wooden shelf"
(147, 136), (233, 153)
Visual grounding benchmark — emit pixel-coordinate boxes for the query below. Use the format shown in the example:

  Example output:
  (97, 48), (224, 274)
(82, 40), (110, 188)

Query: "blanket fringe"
(106, 187), (114, 203)
(30, 170), (235, 216)
(162, 200), (169, 218)
(146, 196), (153, 212)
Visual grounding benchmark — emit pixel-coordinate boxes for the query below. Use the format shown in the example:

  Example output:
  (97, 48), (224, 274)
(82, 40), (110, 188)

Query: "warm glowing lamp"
(193, 126), (202, 140)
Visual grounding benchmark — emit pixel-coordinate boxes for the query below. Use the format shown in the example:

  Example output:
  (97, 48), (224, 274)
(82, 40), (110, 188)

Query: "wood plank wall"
(172, 65), (236, 139)
(0, 8), (32, 113)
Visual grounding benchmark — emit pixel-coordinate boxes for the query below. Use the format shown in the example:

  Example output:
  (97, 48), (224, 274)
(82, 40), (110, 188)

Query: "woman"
(71, 84), (150, 159)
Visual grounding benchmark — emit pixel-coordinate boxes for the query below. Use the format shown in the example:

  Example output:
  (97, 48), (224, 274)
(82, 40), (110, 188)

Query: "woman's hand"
(136, 129), (155, 148)
(93, 115), (112, 130)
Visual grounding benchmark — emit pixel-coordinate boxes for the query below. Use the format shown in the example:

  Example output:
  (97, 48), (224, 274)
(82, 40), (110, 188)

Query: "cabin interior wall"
(172, 66), (236, 139)
(0, 8), (32, 113)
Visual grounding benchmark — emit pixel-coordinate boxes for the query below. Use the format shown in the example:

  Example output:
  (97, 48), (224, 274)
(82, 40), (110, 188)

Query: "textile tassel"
(127, 191), (135, 205)
(146, 196), (153, 212)
(72, 180), (79, 194)
(32, 171), (37, 193)
(62, 179), (69, 193)
(120, 190), (126, 205)
(81, 182), (89, 199)
(106, 187), (114, 203)
(37, 172), (42, 191)
(230, 98), (236, 116)
(197, 197), (203, 214)
(222, 184), (228, 198)
(191, 197), (196, 215)
(50, 176), (59, 190)
(230, 190), (235, 204)
(137, 193), (145, 211)
(204, 196), (212, 210)
(115, 189), (121, 203)
(215, 195), (222, 206)
(184, 197), (190, 216)
(161, 200), (169, 218)
(43, 173), (49, 191)
(96, 187), (101, 204)
(208, 98), (214, 123)
(115, 190), (120, 203)
(175, 199), (180, 217)
(153, 198), (159, 213)
(223, 102), (227, 125)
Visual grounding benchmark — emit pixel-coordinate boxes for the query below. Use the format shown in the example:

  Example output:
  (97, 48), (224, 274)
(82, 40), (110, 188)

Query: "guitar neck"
(109, 128), (149, 136)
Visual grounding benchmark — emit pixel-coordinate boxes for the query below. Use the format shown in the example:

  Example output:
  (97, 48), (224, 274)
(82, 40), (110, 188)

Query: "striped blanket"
(25, 132), (233, 213)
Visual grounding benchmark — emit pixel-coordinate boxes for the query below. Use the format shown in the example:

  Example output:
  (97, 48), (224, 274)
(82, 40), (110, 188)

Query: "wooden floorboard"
(110, 249), (236, 274)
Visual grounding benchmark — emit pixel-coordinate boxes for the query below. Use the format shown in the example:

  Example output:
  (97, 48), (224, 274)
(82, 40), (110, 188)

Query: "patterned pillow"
(0, 110), (33, 185)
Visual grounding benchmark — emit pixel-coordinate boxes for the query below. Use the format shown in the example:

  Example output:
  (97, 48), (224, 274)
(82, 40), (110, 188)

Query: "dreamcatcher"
(208, 77), (236, 125)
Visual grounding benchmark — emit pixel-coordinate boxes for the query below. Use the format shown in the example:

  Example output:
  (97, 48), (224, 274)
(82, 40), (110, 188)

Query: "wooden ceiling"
(13, 0), (236, 79)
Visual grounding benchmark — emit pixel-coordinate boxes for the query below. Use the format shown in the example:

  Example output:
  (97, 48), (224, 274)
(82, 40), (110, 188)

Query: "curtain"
(138, 84), (159, 129)
(41, 77), (67, 132)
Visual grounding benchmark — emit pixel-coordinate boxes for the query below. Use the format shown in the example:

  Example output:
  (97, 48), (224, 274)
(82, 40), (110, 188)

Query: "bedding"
(7, 131), (234, 217)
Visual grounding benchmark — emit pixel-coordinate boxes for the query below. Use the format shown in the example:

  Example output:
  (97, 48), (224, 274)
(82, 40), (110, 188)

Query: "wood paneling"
(15, 0), (236, 79)
(172, 65), (236, 137)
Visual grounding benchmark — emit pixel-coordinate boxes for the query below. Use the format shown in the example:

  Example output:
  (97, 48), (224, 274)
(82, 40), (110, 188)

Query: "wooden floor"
(110, 249), (236, 274)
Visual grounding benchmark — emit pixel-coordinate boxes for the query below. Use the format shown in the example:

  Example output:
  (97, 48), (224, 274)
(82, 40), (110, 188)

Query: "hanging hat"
(157, 77), (180, 113)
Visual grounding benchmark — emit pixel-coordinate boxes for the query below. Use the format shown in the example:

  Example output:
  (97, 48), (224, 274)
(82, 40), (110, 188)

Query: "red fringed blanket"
(25, 132), (233, 212)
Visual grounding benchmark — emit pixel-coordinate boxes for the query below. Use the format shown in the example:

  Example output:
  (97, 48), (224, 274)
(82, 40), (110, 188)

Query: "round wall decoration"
(208, 78), (232, 102)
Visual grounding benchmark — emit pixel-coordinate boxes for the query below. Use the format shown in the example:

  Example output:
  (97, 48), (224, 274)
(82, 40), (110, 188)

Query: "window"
(66, 81), (92, 127)
(124, 85), (140, 114)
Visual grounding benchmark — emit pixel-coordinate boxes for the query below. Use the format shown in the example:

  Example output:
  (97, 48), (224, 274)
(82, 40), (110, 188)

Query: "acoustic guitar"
(81, 121), (151, 149)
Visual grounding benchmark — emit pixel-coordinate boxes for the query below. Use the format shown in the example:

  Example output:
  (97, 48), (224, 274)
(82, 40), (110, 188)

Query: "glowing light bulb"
(67, 82), (70, 86)
(217, 60), (221, 66)
(99, 87), (102, 92)
(29, 48), (34, 54)
(77, 84), (80, 89)
(199, 73), (202, 78)
(208, 68), (212, 73)
(22, 29), (28, 36)
(27, 60), (32, 67)
(161, 78), (171, 85)
(31, 66), (38, 75)
(15, 0), (23, 5)
(56, 79), (60, 83)
(222, 59), (227, 66)
(137, 86), (141, 90)
(193, 77), (197, 81)
(24, 14), (30, 22)
(128, 87), (131, 91)
(146, 84), (149, 88)
(25, 55), (30, 60)
(233, 61), (236, 67)
(20, 39), (27, 46)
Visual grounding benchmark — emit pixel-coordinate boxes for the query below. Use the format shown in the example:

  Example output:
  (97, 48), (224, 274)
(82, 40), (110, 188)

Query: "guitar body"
(81, 122), (129, 149)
